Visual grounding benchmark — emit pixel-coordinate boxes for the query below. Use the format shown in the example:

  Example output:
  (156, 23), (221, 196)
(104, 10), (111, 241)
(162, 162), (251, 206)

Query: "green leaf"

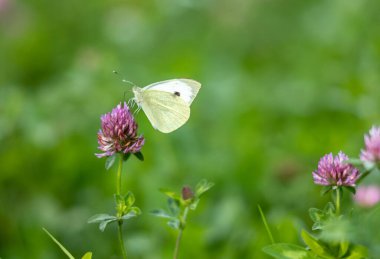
(258, 205), (275, 244)
(262, 243), (317, 259)
(87, 214), (117, 224)
(121, 211), (139, 221)
(301, 230), (333, 258)
(159, 188), (181, 200)
(323, 202), (335, 216)
(123, 153), (131, 162)
(133, 151), (144, 161)
(309, 208), (324, 223)
(124, 192), (135, 207)
(338, 240), (349, 258)
(115, 194), (124, 205)
(130, 206), (141, 215)
(168, 198), (180, 216)
(167, 219), (180, 230)
(321, 186), (332, 196)
(88, 214), (118, 232)
(343, 186), (356, 195)
(151, 209), (173, 219)
(345, 245), (368, 259)
(42, 228), (75, 259)
(189, 198), (200, 210)
(81, 252), (93, 259)
(105, 154), (116, 170)
(99, 219), (117, 232)
(195, 179), (214, 198)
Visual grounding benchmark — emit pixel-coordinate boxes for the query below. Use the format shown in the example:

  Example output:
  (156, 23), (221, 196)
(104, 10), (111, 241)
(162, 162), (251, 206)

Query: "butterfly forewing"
(143, 79), (201, 105)
(139, 90), (190, 133)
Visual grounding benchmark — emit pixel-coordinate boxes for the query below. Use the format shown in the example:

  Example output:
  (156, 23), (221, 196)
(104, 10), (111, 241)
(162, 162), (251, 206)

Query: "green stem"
(118, 222), (127, 259)
(173, 206), (189, 259)
(335, 187), (341, 216)
(116, 154), (127, 259)
(117, 154), (124, 196)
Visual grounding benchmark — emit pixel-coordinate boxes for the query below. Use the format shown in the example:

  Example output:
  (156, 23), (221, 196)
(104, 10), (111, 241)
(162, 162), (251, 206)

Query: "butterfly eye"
(174, 91), (181, 97)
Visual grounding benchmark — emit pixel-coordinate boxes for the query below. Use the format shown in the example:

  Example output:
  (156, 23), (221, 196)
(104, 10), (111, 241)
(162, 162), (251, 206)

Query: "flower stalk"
(335, 187), (341, 216)
(117, 153), (127, 259)
(174, 206), (190, 259)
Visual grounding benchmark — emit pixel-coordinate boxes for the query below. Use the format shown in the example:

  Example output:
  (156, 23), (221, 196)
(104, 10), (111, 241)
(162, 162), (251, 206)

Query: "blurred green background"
(1, 0), (380, 258)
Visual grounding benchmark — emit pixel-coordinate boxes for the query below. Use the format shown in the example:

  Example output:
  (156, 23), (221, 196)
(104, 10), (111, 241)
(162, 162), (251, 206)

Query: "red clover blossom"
(312, 151), (360, 187)
(360, 126), (380, 165)
(96, 102), (144, 158)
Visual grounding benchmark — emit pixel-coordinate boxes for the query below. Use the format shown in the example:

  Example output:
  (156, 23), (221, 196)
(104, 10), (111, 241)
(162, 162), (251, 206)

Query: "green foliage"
(88, 192), (141, 232)
(2, 0), (380, 257)
(43, 228), (92, 259)
(309, 202), (335, 231)
(152, 179), (214, 230)
(262, 243), (317, 259)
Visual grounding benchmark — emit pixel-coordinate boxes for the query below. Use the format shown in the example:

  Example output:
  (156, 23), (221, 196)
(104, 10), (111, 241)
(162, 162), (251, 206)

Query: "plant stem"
(118, 221), (127, 259)
(117, 154), (124, 196)
(173, 206), (189, 259)
(116, 154), (127, 259)
(335, 187), (341, 216)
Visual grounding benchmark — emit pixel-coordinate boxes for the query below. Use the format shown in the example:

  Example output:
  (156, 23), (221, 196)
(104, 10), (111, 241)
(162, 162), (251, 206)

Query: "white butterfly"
(132, 79), (201, 133)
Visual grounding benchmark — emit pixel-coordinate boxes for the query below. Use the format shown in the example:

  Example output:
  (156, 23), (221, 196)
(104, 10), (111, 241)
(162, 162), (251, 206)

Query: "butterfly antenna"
(113, 70), (137, 87)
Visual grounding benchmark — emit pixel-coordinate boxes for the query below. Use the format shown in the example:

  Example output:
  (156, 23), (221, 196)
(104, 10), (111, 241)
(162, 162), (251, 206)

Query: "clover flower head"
(96, 102), (144, 158)
(360, 126), (380, 165)
(312, 151), (360, 187)
(354, 185), (380, 208)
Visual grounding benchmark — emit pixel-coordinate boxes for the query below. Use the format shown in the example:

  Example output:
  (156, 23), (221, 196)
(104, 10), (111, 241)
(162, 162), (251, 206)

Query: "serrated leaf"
(151, 209), (173, 219)
(195, 179), (214, 198)
(167, 219), (180, 230)
(81, 252), (93, 259)
(105, 154), (116, 170)
(301, 230), (333, 258)
(43, 228), (75, 259)
(168, 198), (180, 216)
(125, 192), (135, 207)
(87, 214), (117, 224)
(262, 243), (317, 259)
(99, 219), (117, 232)
(133, 152), (144, 161)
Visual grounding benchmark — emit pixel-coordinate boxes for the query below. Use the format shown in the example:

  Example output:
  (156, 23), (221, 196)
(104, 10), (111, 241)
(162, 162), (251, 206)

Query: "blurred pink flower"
(360, 126), (380, 165)
(354, 185), (380, 208)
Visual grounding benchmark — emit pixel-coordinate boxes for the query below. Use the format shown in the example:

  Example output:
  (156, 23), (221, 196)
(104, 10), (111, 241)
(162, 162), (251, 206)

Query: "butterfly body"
(132, 79), (201, 133)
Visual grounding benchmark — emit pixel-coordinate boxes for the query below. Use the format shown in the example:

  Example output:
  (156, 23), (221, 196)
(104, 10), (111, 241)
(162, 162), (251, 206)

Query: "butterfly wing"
(143, 79), (201, 105)
(139, 90), (190, 133)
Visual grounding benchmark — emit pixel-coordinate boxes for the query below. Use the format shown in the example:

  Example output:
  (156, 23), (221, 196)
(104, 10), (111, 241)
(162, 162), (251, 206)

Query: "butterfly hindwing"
(139, 90), (190, 133)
